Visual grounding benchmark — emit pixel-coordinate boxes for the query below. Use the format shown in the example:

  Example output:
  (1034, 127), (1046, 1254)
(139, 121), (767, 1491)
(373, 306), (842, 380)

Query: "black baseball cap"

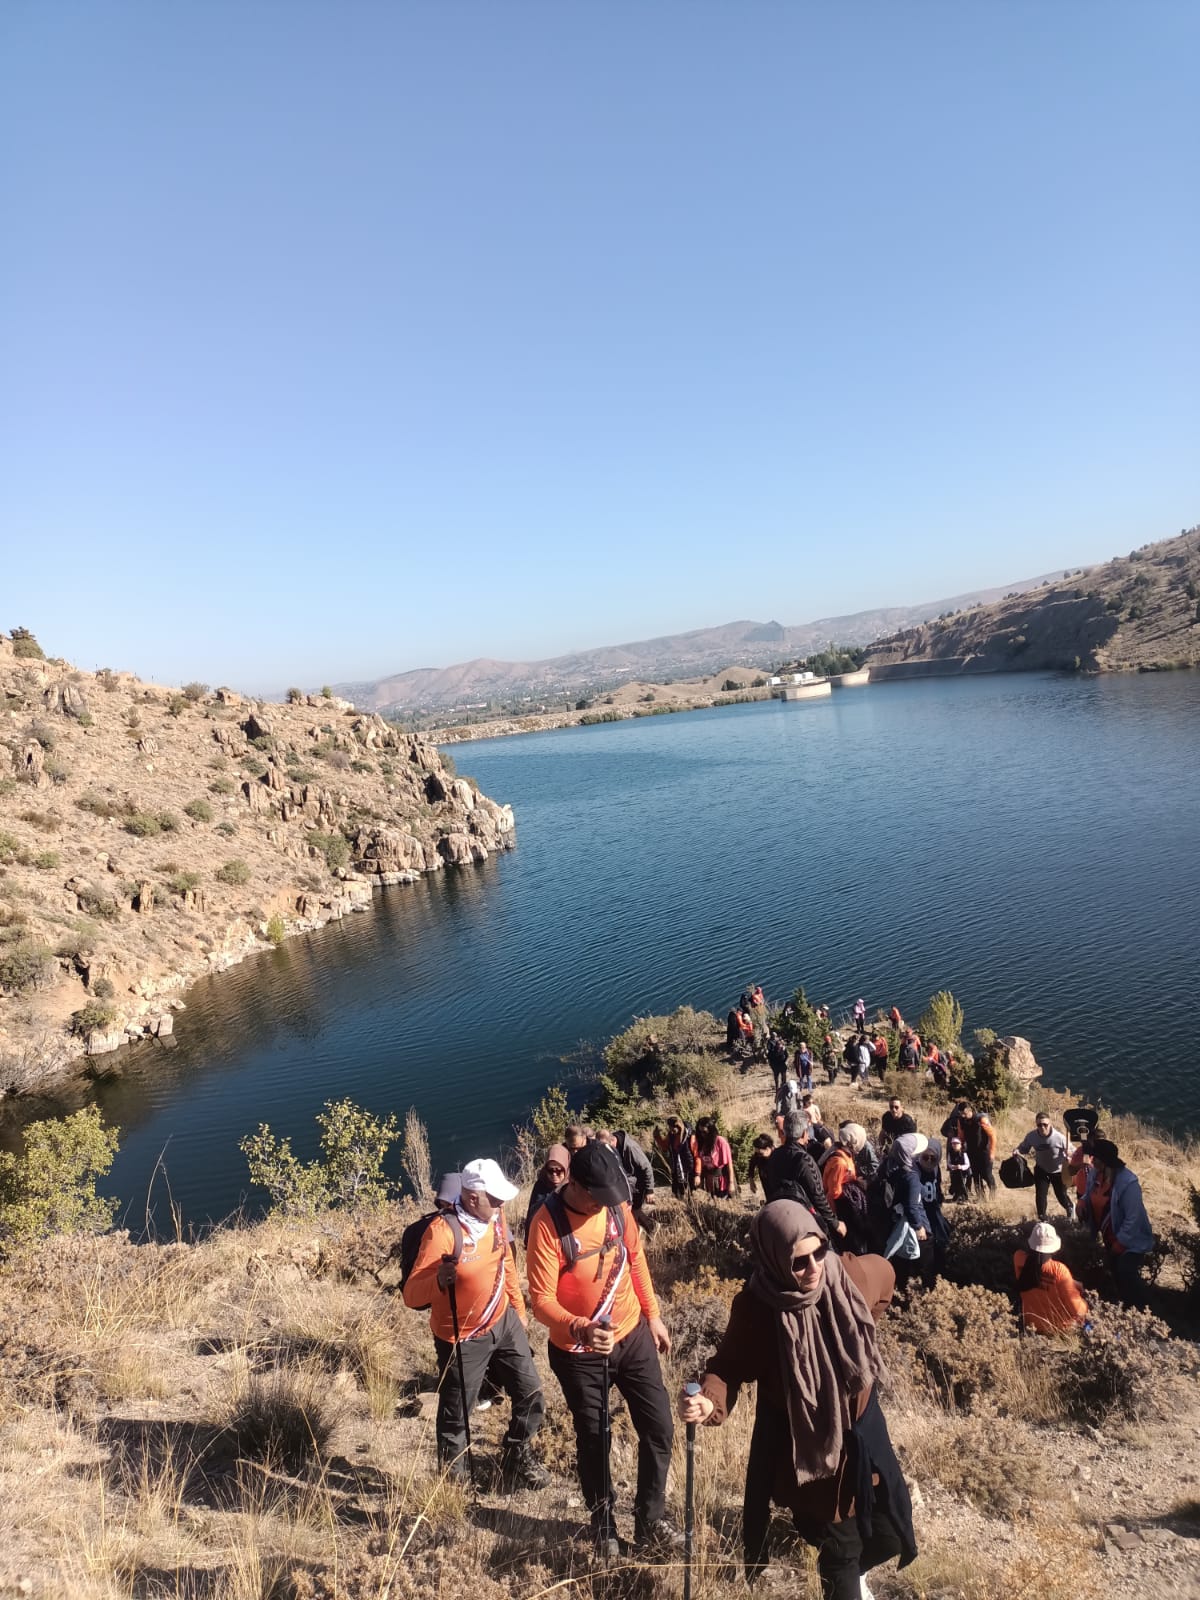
(569, 1142), (629, 1206)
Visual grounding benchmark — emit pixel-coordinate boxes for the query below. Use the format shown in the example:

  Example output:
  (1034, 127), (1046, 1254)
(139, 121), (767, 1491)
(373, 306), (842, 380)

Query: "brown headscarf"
(748, 1201), (886, 1482)
(543, 1144), (570, 1178)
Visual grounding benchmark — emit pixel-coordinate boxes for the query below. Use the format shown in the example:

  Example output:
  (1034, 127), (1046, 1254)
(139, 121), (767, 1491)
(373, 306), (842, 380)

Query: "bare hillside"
(865, 528), (1200, 679)
(0, 634), (514, 1093)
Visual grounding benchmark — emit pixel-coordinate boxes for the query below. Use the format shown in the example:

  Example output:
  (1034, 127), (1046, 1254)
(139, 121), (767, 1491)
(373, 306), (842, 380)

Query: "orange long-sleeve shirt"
(1013, 1251), (1088, 1335)
(402, 1210), (524, 1343)
(822, 1147), (857, 1205)
(527, 1199), (660, 1351)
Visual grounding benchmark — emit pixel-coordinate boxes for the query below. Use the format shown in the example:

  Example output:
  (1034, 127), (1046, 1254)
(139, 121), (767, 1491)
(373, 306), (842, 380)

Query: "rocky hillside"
(865, 526), (1200, 678)
(0, 634), (514, 1093)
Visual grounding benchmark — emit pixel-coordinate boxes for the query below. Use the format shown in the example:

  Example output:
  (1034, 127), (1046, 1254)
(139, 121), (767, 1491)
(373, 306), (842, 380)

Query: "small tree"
(0, 1107), (119, 1244)
(400, 1108), (434, 1207)
(286, 687), (304, 704)
(320, 685), (333, 699)
(216, 859), (251, 886)
(917, 990), (965, 1052)
(9, 627), (45, 660)
(182, 681), (208, 702)
(240, 1099), (398, 1217)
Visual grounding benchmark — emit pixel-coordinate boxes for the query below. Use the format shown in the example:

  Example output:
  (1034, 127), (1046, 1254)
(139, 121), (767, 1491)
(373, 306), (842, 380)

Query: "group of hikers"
(399, 988), (1157, 1600)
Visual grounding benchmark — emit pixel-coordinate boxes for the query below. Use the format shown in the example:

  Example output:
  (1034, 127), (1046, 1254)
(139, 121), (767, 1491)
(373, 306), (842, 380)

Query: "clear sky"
(3, 3), (1197, 690)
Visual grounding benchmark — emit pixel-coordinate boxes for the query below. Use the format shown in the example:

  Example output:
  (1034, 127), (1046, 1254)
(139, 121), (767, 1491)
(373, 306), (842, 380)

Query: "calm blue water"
(28, 670), (1199, 1229)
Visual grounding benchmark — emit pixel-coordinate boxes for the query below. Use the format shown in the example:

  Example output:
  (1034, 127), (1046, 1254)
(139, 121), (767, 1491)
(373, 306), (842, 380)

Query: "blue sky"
(3, 2), (1197, 689)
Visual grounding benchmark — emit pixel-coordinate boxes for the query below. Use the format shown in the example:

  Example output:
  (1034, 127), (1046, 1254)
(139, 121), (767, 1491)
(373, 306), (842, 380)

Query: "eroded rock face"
(997, 1036), (1042, 1082)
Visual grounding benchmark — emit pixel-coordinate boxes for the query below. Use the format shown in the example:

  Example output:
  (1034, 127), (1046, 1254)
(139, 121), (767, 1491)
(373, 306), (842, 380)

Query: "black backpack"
(398, 1209), (464, 1309)
(541, 1191), (626, 1282)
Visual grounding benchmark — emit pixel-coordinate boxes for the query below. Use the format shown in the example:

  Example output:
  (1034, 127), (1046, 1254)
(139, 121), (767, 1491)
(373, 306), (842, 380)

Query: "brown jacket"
(699, 1254), (895, 1527)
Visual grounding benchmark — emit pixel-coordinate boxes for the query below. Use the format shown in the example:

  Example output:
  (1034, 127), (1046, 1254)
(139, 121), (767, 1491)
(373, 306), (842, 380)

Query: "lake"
(38, 669), (1200, 1230)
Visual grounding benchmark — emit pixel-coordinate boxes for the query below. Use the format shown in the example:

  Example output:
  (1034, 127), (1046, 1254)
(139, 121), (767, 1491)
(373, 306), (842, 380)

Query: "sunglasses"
(791, 1244), (829, 1270)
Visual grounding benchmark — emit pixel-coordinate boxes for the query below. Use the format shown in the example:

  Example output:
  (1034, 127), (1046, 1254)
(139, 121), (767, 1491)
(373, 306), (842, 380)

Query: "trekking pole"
(597, 1314), (613, 1564)
(683, 1380), (701, 1600)
(445, 1262), (474, 1484)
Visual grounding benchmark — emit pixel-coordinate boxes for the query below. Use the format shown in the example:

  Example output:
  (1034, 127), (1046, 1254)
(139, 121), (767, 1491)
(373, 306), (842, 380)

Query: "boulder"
(131, 882), (155, 914)
(43, 680), (90, 718)
(264, 762), (284, 791)
(86, 1028), (124, 1056)
(243, 712), (273, 741)
(449, 778), (477, 811)
(997, 1036), (1042, 1083)
(153, 1012), (173, 1037)
(216, 687), (241, 706)
(438, 832), (484, 866)
(424, 772), (449, 803)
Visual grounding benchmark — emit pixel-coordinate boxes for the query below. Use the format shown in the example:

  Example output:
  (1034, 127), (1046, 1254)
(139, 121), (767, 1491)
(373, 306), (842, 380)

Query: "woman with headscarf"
(876, 1133), (931, 1287)
(523, 1144), (570, 1246)
(678, 1202), (915, 1598)
(822, 1123), (871, 1255)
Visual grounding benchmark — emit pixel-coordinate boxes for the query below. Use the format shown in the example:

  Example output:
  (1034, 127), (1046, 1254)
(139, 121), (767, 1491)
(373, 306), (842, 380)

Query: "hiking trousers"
(1034, 1167), (1072, 1219)
(815, 1506), (907, 1599)
(433, 1306), (545, 1473)
(548, 1316), (674, 1528)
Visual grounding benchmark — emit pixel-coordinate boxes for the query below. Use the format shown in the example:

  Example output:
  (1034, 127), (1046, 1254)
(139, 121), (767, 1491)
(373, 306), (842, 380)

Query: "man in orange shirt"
(527, 1142), (679, 1559)
(403, 1157), (548, 1489)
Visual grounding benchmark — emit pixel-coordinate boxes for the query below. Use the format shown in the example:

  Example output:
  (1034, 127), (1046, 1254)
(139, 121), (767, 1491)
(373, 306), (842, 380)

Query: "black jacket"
(762, 1141), (838, 1233)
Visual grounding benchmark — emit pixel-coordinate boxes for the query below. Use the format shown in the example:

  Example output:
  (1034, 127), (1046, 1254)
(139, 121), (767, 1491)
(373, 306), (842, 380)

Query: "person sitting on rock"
(1013, 1222), (1089, 1334)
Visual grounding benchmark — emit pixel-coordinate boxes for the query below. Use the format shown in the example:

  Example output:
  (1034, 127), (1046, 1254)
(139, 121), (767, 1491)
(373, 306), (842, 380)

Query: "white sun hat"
(460, 1158), (519, 1203)
(1028, 1222), (1062, 1254)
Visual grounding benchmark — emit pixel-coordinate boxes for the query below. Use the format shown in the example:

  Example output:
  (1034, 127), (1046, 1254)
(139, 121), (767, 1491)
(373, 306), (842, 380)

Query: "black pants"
(1112, 1250), (1147, 1308)
(548, 1316), (674, 1530)
(1034, 1167), (1072, 1219)
(433, 1306), (544, 1472)
(970, 1154), (996, 1196)
(815, 1506), (907, 1599)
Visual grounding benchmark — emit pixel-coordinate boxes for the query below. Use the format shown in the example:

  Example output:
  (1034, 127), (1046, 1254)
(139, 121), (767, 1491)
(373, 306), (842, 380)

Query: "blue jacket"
(1083, 1164), (1154, 1254)
(891, 1166), (930, 1233)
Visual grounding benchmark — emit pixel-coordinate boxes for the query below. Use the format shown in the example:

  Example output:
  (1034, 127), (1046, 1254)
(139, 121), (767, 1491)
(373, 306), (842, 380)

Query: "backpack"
(398, 1209), (464, 1309)
(542, 1191), (627, 1284)
(840, 1176), (870, 1224)
(999, 1154), (1036, 1190)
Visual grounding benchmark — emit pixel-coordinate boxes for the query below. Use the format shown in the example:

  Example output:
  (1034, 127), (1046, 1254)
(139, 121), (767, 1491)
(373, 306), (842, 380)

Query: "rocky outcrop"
(866, 527), (1200, 678)
(996, 1036), (1042, 1084)
(0, 640), (517, 1094)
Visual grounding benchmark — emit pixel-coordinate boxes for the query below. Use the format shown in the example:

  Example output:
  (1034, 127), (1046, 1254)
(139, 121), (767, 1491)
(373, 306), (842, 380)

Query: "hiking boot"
(633, 1515), (685, 1553)
(500, 1442), (550, 1492)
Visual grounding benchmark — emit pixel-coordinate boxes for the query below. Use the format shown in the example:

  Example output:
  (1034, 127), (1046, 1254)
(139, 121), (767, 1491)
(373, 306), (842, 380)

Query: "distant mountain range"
(865, 526), (1200, 679)
(336, 569), (1074, 714)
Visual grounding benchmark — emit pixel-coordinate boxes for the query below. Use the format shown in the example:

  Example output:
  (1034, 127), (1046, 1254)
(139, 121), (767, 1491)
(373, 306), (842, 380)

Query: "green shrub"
(158, 811), (180, 833)
(76, 793), (114, 818)
(320, 685), (333, 699)
(75, 884), (120, 920)
(579, 709), (622, 725)
(240, 1099), (399, 1217)
(0, 1107), (118, 1244)
(184, 798), (213, 822)
(350, 759), (373, 775)
(96, 668), (118, 692)
(76, 711), (93, 728)
(215, 821), (237, 838)
(32, 850), (60, 870)
(266, 913), (286, 946)
(91, 976), (115, 1000)
(948, 1039), (1018, 1112)
(209, 777), (235, 796)
(28, 719), (57, 751)
(0, 940), (53, 994)
(182, 681), (208, 703)
(123, 812), (161, 837)
(286, 687), (304, 704)
(0, 831), (16, 861)
(773, 985), (826, 1049)
(307, 831), (351, 872)
(529, 1086), (579, 1154)
(286, 767), (317, 785)
(9, 627), (45, 661)
(43, 757), (69, 785)
(70, 1001), (117, 1036)
(168, 871), (201, 896)
(166, 694), (187, 717)
(216, 859), (251, 886)
(225, 1370), (334, 1473)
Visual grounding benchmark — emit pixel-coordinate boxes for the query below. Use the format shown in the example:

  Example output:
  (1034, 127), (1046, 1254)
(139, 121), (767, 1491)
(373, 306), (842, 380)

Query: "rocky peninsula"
(0, 632), (515, 1094)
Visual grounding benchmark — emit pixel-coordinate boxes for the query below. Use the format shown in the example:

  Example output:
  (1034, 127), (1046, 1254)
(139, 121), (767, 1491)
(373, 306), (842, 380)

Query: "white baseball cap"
(460, 1158), (519, 1203)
